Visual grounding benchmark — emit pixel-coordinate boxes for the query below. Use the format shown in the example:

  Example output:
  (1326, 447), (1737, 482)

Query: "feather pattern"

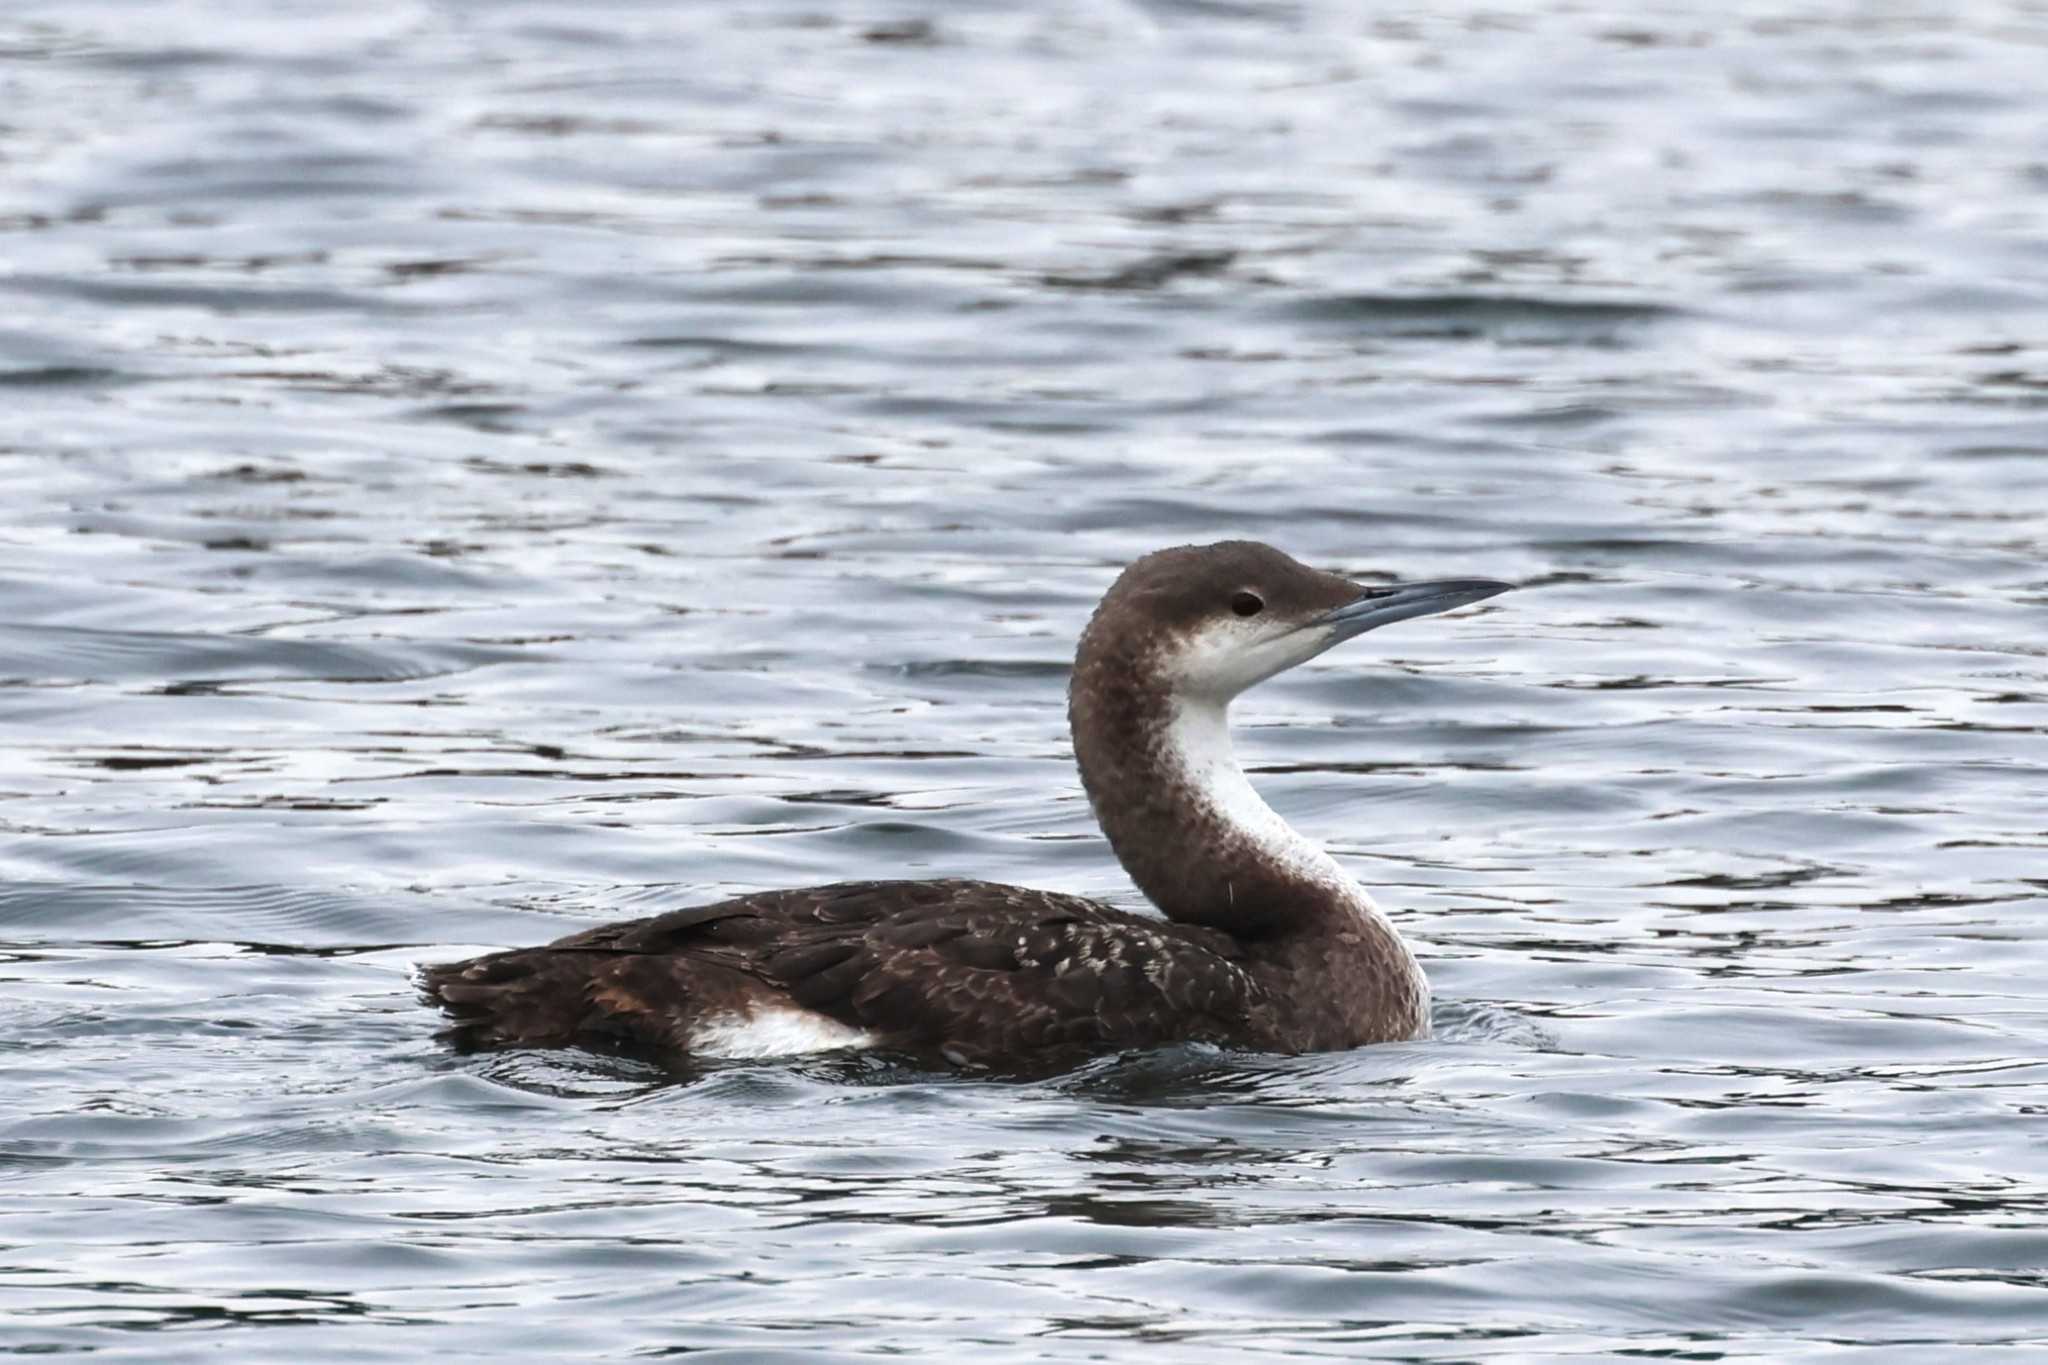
(420, 541), (1508, 1067)
(422, 879), (1273, 1066)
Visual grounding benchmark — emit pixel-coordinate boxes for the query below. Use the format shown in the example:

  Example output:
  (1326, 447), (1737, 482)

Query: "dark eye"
(1230, 590), (1264, 617)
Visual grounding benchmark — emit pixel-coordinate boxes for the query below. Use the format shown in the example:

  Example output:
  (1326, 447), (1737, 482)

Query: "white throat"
(1162, 696), (1429, 1020)
(1163, 696), (1378, 916)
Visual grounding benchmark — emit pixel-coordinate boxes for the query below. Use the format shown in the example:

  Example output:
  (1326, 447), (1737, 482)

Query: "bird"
(421, 540), (1513, 1070)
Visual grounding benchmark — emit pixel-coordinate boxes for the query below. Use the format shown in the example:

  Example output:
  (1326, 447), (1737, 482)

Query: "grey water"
(4, 0), (2048, 1358)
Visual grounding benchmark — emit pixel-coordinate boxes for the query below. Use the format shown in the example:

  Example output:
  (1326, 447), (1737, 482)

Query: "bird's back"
(422, 878), (1272, 1067)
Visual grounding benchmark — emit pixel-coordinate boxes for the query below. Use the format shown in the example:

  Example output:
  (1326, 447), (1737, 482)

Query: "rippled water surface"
(5, 0), (2048, 1358)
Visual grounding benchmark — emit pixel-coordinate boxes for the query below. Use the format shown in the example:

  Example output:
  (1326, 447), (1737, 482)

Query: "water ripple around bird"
(3, 0), (2047, 1358)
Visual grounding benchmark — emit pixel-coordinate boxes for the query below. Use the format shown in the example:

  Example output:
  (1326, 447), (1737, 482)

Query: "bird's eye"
(1230, 591), (1264, 618)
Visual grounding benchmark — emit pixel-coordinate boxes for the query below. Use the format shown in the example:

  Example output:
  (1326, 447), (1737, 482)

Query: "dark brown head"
(1074, 540), (1512, 702)
(1068, 541), (1513, 934)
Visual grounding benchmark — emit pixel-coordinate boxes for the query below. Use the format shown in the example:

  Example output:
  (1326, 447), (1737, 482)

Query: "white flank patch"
(689, 1008), (876, 1060)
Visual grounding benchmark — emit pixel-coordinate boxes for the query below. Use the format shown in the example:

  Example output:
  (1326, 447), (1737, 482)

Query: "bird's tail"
(418, 948), (604, 1050)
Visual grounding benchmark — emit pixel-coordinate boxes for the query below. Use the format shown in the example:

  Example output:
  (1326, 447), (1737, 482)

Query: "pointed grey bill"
(1311, 578), (1516, 642)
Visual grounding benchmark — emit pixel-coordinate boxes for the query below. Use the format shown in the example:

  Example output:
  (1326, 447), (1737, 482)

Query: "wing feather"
(425, 878), (1271, 1063)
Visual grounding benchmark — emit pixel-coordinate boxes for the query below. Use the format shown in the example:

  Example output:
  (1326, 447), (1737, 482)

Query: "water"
(4, 0), (2048, 1357)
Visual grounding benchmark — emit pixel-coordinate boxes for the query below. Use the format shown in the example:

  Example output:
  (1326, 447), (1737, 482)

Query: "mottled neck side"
(1070, 650), (1389, 942)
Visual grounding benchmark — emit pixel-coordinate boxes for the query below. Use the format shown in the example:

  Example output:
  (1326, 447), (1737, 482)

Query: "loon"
(422, 541), (1513, 1069)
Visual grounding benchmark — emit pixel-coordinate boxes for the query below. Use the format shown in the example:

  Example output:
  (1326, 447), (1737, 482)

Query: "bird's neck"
(1070, 666), (1388, 943)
